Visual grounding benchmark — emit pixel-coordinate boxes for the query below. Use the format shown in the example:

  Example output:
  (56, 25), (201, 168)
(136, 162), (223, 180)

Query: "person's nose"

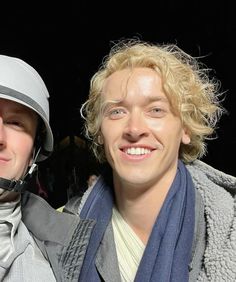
(123, 110), (149, 141)
(0, 117), (6, 149)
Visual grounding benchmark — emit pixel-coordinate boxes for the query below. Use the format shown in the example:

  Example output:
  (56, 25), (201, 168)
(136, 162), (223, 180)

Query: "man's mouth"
(124, 147), (152, 156)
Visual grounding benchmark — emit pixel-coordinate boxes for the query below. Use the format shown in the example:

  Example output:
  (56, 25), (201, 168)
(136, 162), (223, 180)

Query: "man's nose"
(123, 111), (149, 141)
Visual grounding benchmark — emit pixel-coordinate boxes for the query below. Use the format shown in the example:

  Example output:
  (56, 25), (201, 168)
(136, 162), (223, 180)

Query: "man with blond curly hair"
(65, 39), (236, 282)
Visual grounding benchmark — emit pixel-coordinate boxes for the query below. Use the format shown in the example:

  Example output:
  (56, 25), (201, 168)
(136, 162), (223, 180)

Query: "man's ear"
(182, 129), (191, 144)
(98, 135), (104, 145)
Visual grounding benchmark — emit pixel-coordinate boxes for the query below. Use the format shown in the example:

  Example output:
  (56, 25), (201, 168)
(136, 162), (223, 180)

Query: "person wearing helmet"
(0, 55), (82, 281)
(0, 54), (54, 196)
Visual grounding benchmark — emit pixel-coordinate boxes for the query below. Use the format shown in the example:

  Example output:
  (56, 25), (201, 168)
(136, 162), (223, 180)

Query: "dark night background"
(1, 4), (235, 207)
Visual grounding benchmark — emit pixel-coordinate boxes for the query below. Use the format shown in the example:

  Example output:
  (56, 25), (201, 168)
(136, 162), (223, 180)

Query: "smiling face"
(100, 68), (190, 191)
(0, 98), (38, 198)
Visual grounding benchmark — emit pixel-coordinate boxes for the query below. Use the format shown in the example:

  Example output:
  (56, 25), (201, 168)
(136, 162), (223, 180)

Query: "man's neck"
(114, 178), (174, 244)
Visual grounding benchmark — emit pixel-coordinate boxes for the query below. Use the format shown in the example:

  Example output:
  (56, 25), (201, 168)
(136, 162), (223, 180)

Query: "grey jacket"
(21, 192), (94, 282)
(22, 160), (236, 281)
(187, 160), (236, 281)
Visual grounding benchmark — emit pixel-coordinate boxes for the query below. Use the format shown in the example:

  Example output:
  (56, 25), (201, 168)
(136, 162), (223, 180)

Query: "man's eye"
(107, 108), (126, 119)
(152, 108), (162, 112)
(8, 121), (20, 125)
(110, 109), (123, 115)
(149, 107), (166, 117)
(6, 120), (24, 128)
(7, 120), (20, 125)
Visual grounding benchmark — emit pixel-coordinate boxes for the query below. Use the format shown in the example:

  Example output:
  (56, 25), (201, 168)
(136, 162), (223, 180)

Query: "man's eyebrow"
(7, 105), (33, 115)
(101, 100), (123, 111)
(145, 95), (169, 103)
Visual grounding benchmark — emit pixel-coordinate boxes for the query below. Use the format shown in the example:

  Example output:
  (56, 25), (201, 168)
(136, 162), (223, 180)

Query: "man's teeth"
(126, 148), (151, 155)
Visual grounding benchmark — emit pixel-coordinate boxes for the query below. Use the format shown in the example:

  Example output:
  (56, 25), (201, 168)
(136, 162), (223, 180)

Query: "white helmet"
(0, 54), (53, 161)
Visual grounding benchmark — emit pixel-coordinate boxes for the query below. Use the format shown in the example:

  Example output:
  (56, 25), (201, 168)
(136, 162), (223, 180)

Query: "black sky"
(0, 3), (235, 177)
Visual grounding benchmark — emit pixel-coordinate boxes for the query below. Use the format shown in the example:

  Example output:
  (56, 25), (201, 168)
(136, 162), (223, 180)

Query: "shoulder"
(188, 161), (236, 280)
(63, 195), (82, 215)
(186, 159), (236, 194)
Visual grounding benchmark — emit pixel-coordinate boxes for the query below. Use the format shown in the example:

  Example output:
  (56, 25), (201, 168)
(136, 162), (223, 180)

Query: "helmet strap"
(0, 147), (41, 193)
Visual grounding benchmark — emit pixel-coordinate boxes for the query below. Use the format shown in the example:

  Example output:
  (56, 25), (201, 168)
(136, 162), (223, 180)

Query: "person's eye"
(149, 107), (166, 117)
(6, 120), (24, 129)
(7, 120), (21, 125)
(108, 108), (126, 119)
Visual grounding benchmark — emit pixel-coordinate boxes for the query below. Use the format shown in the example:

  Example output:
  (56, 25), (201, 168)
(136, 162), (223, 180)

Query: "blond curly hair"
(81, 39), (225, 163)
